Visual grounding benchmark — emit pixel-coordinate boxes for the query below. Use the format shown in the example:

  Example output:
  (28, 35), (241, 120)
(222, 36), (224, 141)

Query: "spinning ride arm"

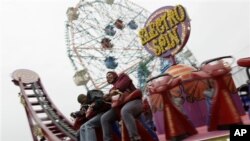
(197, 56), (242, 131)
(146, 73), (197, 140)
(237, 57), (250, 80)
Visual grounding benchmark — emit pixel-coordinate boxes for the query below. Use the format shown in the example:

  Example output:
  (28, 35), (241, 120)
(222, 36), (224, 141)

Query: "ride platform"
(157, 115), (250, 141)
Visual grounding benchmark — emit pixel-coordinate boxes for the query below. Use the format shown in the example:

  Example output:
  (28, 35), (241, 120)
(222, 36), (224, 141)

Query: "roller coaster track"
(11, 69), (77, 141)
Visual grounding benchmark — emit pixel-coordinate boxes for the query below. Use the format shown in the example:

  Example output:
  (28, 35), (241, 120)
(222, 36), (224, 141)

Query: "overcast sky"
(1, 0), (250, 140)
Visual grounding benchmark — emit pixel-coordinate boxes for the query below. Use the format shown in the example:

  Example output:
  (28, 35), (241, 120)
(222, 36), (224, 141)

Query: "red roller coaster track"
(11, 69), (77, 141)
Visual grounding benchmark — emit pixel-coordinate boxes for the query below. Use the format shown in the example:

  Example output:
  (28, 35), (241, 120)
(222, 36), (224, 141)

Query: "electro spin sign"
(139, 5), (191, 57)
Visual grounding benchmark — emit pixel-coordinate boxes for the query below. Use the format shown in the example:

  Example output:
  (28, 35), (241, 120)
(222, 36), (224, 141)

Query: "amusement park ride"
(11, 0), (250, 141)
(64, 0), (197, 92)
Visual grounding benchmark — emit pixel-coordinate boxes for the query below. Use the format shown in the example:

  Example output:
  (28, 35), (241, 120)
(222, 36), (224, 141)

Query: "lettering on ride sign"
(139, 5), (190, 57)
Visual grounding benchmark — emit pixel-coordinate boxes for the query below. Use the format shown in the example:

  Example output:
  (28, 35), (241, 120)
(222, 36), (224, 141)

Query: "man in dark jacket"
(79, 90), (110, 141)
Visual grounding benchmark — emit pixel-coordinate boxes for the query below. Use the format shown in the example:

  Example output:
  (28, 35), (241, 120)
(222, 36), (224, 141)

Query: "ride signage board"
(139, 5), (191, 57)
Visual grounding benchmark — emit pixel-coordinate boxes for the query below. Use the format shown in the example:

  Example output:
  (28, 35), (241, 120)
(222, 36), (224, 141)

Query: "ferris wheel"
(65, 0), (157, 92)
(65, 0), (195, 93)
